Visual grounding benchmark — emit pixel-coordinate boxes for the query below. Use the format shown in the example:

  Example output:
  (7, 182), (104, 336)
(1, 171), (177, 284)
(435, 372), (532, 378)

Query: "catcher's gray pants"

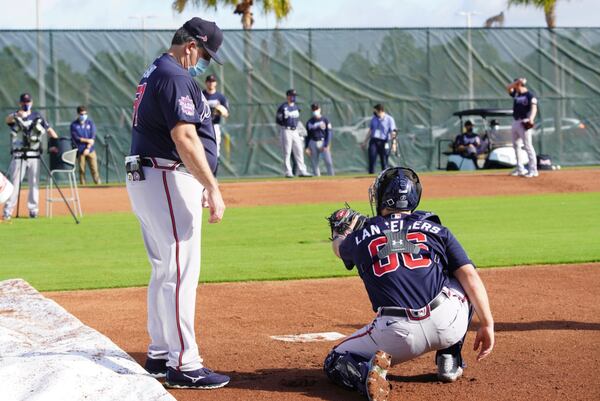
(126, 158), (204, 372)
(333, 279), (469, 366)
(3, 156), (40, 217)
(308, 140), (334, 176)
(280, 128), (308, 176)
(511, 120), (537, 174)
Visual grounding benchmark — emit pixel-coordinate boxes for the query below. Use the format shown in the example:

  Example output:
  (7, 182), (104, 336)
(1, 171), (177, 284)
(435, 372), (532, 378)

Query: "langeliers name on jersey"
(354, 220), (441, 245)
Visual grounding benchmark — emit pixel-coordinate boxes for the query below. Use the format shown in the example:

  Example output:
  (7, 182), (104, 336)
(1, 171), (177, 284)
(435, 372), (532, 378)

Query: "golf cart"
(437, 108), (529, 170)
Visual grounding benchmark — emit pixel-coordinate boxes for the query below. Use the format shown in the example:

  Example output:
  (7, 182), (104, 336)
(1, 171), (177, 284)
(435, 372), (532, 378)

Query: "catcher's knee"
(323, 350), (369, 393)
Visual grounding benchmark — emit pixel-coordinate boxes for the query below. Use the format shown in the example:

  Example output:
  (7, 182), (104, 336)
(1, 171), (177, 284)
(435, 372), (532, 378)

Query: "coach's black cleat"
(144, 357), (168, 378)
(165, 367), (230, 389)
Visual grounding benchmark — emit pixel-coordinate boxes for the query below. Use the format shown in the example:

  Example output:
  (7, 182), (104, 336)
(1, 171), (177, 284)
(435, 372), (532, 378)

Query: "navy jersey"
(202, 90), (229, 125)
(70, 118), (96, 154)
(339, 212), (472, 311)
(305, 117), (332, 146)
(454, 133), (480, 148)
(130, 53), (217, 172)
(276, 102), (301, 129)
(510, 90), (538, 120)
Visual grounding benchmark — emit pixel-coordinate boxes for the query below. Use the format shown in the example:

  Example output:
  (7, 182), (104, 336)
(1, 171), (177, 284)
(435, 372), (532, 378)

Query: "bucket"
(0, 172), (14, 203)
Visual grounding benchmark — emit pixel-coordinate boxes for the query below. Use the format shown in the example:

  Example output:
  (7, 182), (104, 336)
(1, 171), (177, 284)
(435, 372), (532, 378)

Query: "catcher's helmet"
(369, 167), (422, 216)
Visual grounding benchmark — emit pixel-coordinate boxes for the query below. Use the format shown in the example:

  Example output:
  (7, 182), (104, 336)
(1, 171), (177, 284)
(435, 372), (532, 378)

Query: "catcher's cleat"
(365, 350), (392, 401)
(436, 354), (463, 383)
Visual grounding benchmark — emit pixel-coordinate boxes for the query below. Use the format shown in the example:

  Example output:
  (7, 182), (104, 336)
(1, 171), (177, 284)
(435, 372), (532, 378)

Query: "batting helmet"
(369, 167), (422, 216)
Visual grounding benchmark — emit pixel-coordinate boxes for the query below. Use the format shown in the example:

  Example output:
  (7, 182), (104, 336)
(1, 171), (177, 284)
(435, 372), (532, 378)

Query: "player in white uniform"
(126, 17), (229, 390)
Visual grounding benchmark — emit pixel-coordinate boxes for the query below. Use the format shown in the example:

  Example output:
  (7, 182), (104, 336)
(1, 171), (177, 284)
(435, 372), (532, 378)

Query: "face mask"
(289, 95), (296, 103)
(79, 114), (88, 122)
(188, 57), (210, 77)
(21, 104), (31, 112)
(312, 111), (321, 118)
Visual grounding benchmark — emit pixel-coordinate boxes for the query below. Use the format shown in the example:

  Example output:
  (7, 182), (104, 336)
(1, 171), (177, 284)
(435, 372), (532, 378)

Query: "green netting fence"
(1, 28), (599, 182)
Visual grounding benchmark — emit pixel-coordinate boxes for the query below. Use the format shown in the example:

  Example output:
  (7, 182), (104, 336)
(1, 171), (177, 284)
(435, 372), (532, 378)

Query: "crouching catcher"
(323, 167), (494, 401)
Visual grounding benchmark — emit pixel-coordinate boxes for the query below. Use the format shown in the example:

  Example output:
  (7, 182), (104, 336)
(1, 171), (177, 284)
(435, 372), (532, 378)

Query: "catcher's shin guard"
(323, 350), (370, 392)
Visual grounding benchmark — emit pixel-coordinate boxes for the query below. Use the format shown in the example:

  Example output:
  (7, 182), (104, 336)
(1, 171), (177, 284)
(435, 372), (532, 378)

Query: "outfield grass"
(0, 192), (598, 291)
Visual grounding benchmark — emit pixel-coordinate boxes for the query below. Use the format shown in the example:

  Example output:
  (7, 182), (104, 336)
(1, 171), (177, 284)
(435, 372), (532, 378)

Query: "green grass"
(1, 192), (599, 291)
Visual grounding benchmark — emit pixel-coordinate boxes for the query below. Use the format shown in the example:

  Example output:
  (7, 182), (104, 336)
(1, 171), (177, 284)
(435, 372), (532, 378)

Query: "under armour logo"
(391, 240), (403, 246)
(198, 35), (208, 42)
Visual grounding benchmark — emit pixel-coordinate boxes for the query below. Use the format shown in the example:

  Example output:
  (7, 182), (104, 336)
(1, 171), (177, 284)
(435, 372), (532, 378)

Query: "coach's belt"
(378, 288), (459, 321)
(140, 157), (189, 174)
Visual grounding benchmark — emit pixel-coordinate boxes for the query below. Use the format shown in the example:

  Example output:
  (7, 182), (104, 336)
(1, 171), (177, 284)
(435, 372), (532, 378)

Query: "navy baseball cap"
(205, 74), (217, 82)
(183, 17), (224, 64)
(286, 89), (297, 96)
(311, 103), (320, 110)
(20, 93), (32, 103)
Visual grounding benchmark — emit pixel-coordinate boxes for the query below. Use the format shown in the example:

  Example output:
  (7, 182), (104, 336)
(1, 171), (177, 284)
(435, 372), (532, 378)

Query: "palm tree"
(507, 0), (559, 28)
(172, 0), (292, 30)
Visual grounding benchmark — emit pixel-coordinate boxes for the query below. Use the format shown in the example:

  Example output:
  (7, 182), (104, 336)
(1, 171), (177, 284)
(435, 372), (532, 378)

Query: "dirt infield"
(46, 263), (600, 401)
(39, 169), (600, 400)
(15, 167), (600, 215)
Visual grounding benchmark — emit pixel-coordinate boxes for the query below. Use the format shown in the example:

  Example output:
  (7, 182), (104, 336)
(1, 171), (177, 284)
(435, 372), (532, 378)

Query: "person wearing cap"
(362, 104), (397, 174)
(126, 17), (230, 389)
(507, 77), (539, 178)
(304, 103), (334, 176)
(453, 120), (482, 168)
(3, 93), (59, 220)
(275, 89), (311, 178)
(202, 74), (229, 158)
(70, 105), (101, 185)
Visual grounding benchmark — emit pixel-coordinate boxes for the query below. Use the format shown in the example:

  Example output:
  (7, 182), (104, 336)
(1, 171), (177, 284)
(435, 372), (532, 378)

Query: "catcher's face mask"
(369, 167), (422, 216)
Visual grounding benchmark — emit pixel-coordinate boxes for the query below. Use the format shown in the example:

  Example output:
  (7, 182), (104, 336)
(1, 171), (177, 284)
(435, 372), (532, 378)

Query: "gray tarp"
(1, 28), (598, 181)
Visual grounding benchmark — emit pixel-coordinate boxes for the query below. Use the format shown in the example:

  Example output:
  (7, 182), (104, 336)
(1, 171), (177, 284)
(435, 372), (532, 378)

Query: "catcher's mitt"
(522, 120), (534, 130)
(327, 205), (368, 240)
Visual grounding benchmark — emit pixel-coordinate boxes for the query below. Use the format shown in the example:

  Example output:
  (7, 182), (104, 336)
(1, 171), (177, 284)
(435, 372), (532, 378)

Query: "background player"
(325, 167), (494, 401)
(70, 105), (101, 185)
(507, 77), (538, 178)
(275, 88), (311, 178)
(202, 74), (229, 157)
(3, 93), (59, 220)
(453, 120), (482, 167)
(363, 104), (397, 174)
(305, 103), (334, 176)
(126, 17), (229, 390)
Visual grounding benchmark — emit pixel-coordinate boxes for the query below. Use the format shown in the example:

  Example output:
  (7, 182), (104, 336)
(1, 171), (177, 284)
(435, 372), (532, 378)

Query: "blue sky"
(0, 0), (596, 29)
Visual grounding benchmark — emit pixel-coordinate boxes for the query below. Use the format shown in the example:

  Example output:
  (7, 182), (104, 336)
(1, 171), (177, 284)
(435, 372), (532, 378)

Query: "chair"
(46, 149), (82, 218)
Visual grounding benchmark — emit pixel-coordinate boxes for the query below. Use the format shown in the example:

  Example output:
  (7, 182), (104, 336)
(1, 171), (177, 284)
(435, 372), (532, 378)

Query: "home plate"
(270, 332), (346, 343)
(0, 279), (175, 401)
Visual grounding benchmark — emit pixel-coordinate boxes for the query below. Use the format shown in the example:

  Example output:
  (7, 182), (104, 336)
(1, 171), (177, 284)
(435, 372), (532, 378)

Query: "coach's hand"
(206, 186), (225, 223)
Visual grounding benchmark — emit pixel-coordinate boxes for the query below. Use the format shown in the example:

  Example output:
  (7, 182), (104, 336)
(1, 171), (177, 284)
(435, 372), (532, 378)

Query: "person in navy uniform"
(3, 93), (59, 220)
(202, 74), (229, 157)
(363, 104), (398, 174)
(507, 77), (538, 178)
(304, 103), (334, 176)
(453, 120), (482, 168)
(324, 167), (494, 400)
(275, 89), (311, 178)
(70, 105), (101, 185)
(126, 17), (229, 390)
